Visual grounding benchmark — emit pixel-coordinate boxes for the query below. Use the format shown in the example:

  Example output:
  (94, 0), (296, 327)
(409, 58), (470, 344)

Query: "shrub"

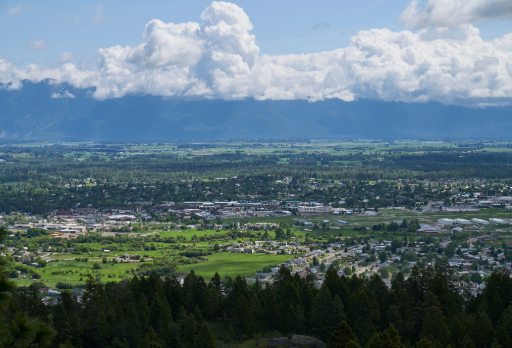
(56, 282), (74, 289)
(93, 262), (102, 269)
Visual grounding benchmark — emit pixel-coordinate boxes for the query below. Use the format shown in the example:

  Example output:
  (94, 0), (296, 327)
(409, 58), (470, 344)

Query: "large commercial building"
(489, 218), (508, 224)
(438, 218), (456, 225)
(298, 205), (332, 214)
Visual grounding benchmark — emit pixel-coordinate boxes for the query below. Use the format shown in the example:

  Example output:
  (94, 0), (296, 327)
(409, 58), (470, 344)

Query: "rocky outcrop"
(267, 334), (326, 348)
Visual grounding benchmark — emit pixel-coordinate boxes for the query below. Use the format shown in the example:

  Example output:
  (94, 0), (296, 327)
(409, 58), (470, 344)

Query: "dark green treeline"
(5, 263), (512, 348)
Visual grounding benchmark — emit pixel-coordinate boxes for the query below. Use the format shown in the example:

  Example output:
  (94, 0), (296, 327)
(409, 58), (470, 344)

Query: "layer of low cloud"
(26, 39), (46, 51)
(400, 0), (512, 29)
(2, 1), (512, 107)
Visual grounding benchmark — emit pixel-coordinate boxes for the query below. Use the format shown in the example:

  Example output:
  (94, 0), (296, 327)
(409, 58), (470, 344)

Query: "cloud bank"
(1, 1), (512, 106)
(400, 0), (512, 29)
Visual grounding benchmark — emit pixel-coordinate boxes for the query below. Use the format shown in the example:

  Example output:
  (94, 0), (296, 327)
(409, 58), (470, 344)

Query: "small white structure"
(337, 220), (350, 225)
(438, 218), (456, 225)
(455, 218), (471, 225)
(489, 218), (508, 224)
(451, 226), (464, 233)
(471, 218), (489, 225)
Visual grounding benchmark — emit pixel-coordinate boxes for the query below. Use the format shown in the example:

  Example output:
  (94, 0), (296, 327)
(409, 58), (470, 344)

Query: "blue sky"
(1, 0), (512, 106)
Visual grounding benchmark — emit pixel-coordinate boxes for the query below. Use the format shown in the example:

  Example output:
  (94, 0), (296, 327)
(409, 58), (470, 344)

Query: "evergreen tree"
(300, 277), (316, 318)
(347, 287), (380, 346)
(333, 295), (347, 326)
(467, 311), (494, 348)
(161, 322), (182, 348)
(415, 338), (434, 348)
(264, 289), (281, 331)
(273, 265), (293, 291)
(194, 323), (215, 348)
(449, 317), (467, 346)
(327, 321), (360, 348)
(51, 303), (72, 347)
(0, 313), (56, 348)
(368, 274), (392, 330)
(295, 304), (306, 335)
(310, 283), (334, 342)
(164, 275), (184, 318)
(149, 294), (173, 334)
(249, 290), (263, 329)
(387, 305), (403, 339)
(462, 336), (477, 348)
(138, 294), (151, 334)
(483, 269), (512, 324)
(278, 280), (301, 312)
(283, 304), (298, 334)
(139, 327), (160, 348)
(232, 295), (254, 338)
(193, 306), (203, 332)
(325, 266), (341, 299)
(125, 302), (142, 347)
(207, 287), (221, 321)
(366, 324), (405, 348)
(413, 291), (441, 342)
(182, 314), (197, 348)
(420, 307), (449, 346)
(209, 272), (222, 294)
(176, 306), (188, 333)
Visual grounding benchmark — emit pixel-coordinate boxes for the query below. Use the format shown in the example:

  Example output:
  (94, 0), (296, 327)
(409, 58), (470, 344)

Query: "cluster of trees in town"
(3, 149), (512, 185)
(1, 150), (512, 213)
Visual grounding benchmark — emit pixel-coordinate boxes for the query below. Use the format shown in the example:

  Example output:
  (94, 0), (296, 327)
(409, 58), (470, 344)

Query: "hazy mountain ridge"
(0, 81), (511, 141)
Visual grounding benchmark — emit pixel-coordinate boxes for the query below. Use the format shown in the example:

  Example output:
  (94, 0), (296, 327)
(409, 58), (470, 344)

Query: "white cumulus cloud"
(9, 5), (31, 16)
(9, 5), (24, 15)
(400, 0), (512, 29)
(1, 1), (512, 107)
(51, 90), (76, 99)
(27, 39), (47, 51)
(93, 4), (104, 23)
(59, 52), (75, 62)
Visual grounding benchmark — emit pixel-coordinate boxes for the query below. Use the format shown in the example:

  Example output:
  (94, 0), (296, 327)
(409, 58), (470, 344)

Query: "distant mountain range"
(1, 81), (511, 141)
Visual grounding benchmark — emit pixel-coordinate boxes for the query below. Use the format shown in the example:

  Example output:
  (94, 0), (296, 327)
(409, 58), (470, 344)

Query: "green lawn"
(176, 252), (292, 279)
(154, 229), (232, 239)
(15, 259), (136, 288)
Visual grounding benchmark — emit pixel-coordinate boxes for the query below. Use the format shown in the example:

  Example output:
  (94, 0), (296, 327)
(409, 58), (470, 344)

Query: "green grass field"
(15, 259), (136, 287)
(176, 252), (292, 279)
(18, 251), (292, 287)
